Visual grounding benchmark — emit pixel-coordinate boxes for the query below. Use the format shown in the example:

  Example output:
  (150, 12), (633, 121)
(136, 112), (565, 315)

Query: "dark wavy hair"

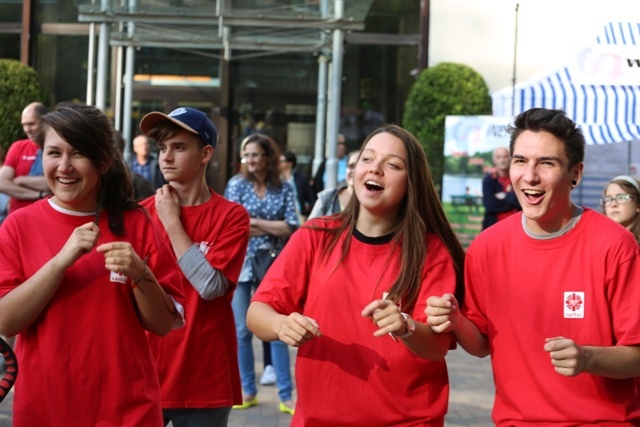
(240, 133), (282, 188)
(307, 124), (465, 313)
(508, 108), (585, 169)
(39, 102), (137, 235)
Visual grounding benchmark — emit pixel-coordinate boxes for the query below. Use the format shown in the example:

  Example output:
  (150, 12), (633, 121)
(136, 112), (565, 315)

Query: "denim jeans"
(232, 280), (293, 402)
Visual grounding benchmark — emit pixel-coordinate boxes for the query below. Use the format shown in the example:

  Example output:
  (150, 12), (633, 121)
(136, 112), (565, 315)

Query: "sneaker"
(260, 365), (276, 385)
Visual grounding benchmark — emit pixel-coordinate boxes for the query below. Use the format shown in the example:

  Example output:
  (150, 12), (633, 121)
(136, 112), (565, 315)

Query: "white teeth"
(58, 178), (78, 184)
(523, 189), (543, 195)
(365, 180), (383, 189)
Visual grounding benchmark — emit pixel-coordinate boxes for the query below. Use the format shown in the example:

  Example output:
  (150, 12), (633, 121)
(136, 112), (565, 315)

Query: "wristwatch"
(394, 312), (416, 339)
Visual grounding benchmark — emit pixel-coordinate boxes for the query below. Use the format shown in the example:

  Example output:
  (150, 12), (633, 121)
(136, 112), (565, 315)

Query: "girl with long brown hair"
(246, 124), (464, 426)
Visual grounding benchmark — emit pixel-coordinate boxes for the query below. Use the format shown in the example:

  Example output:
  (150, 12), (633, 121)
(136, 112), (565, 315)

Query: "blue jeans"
(232, 280), (293, 402)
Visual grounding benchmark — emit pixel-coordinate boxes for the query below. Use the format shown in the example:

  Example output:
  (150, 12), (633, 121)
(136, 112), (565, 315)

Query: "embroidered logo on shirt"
(197, 241), (211, 255)
(564, 292), (584, 318)
(110, 271), (127, 284)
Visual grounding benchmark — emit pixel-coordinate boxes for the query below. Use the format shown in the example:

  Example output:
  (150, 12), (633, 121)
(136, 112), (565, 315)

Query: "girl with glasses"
(601, 174), (640, 244)
(224, 133), (298, 415)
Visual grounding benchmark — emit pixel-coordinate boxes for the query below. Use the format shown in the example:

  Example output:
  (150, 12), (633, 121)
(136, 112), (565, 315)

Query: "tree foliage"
(0, 59), (50, 152)
(403, 62), (492, 192)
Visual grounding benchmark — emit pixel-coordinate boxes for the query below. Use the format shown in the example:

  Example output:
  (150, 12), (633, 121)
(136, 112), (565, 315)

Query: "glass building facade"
(0, 0), (422, 192)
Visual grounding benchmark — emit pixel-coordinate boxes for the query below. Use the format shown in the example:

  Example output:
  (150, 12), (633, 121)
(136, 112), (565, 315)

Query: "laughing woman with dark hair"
(0, 102), (184, 426)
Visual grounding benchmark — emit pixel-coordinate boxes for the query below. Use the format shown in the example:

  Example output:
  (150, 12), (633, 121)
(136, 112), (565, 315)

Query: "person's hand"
(276, 312), (321, 347)
(96, 242), (146, 282)
(544, 336), (587, 377)
(425, 293), (460, 333)
(155, 185), (181, 227)
(55, 222), (100, 269)
(361, 299), (405, 338)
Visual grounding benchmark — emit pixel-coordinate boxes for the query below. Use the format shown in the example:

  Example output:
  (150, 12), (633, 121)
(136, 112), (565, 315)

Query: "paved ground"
(0, 342), (494, 426)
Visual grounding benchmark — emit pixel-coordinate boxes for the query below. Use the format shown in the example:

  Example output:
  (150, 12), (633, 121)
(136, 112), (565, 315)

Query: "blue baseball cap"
(140, 107), (218, 148)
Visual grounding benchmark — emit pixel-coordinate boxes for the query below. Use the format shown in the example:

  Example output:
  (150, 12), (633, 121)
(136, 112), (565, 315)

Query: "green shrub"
(0, 59), (50, 152)
(403, 62), (492, 192)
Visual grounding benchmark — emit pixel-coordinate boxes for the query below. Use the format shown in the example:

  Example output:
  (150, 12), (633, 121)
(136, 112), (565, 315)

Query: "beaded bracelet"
(131, 265), (148, 288)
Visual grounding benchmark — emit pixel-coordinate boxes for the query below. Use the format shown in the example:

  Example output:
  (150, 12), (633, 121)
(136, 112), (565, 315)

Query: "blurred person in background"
(309, 150), (359, 219)
(311, 133), (348, 195)
(127, 134), (165, 190)
(601, 175), (640, 245)
(224, 133), (298, 415)
(0, 102), (51, 214)
(481, 146), (520, 230)
(279, 150), (315, 223)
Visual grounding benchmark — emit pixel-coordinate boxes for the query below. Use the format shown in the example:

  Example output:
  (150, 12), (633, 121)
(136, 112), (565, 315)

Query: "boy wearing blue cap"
(140, 107), (250, 426)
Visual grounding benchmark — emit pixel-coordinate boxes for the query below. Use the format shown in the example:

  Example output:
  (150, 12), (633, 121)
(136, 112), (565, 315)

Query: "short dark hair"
(508, 108), (585, 169)
(282, 150), (297, 168)
(41, 102), (136, 234)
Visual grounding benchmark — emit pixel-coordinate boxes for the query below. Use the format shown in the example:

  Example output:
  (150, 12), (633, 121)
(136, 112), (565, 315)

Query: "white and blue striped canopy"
(492, 22), (640, 145)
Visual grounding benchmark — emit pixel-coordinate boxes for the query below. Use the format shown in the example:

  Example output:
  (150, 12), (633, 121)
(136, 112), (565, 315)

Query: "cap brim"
(139, 111), (199, 136)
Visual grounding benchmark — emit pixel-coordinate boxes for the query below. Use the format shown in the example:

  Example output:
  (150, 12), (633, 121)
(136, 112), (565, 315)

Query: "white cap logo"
(169, 107), (187, 117)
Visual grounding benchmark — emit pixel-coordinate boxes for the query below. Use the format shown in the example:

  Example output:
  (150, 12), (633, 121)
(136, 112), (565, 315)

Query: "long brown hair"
(240, 133), (282, 188)
(308, 124), (465, 313)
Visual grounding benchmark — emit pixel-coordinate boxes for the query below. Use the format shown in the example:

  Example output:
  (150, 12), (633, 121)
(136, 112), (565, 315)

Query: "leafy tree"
(403, 62), (492, 192)
(0, 59), (50, 152)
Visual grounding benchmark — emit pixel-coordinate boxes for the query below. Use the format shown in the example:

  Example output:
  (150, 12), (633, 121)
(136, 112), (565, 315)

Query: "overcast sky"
(430, 0), (640, 92)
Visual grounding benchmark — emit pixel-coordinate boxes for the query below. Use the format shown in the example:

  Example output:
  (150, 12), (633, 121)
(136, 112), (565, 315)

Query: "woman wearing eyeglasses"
(601, 175), (640, 244)
(224, 133), (298, 415)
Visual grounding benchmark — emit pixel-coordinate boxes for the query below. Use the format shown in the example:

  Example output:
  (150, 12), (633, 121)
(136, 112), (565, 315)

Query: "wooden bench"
(451, 195), (482, 212)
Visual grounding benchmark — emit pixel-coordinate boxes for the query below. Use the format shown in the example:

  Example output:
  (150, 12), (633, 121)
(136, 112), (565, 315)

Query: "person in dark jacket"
(481, 146), (520, 230)
(279, 150), (316, 221)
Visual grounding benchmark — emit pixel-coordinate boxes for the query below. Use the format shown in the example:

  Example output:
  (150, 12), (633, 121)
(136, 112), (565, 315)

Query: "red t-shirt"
(143, 190), (250, 408)
(253, 219), (457, 427)
(463, 209), (640, 426)
(0, 199), (185, 426)
(4, 138), (40, 213)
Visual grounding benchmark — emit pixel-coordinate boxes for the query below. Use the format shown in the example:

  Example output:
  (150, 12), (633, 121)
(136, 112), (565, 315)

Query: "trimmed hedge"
(0, 59), (50, 152)
(403, 62), (492, 192)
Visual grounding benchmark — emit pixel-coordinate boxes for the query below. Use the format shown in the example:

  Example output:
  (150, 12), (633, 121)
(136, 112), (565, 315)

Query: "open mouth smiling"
(365, 180), (384, 191)
(57, 177), (79, 184)
(523, 189), (544, 199)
